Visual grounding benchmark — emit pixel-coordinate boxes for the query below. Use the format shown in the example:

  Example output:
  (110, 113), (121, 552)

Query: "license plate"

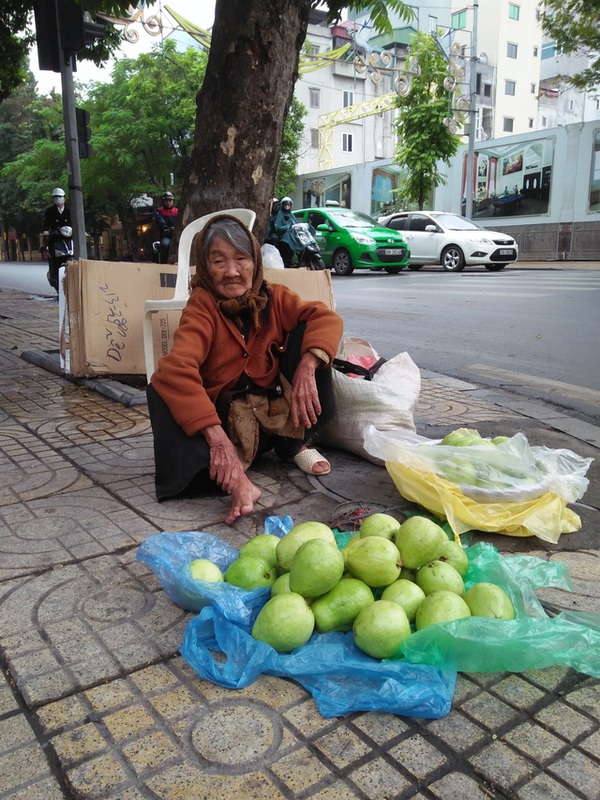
(498, 249), (513, 255)
(383, 248), (403, 256)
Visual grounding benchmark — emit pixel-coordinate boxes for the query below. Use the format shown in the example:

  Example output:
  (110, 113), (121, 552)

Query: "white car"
(378, 211), (519, 272)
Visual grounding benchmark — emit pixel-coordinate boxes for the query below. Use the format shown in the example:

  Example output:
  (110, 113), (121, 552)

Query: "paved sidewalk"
(0, 284), (598, 800)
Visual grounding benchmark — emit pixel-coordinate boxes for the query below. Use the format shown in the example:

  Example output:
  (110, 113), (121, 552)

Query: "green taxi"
(292, 207), (411, 275)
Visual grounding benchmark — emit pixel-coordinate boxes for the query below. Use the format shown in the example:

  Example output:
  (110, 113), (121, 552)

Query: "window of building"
(428, 15), (437, 32)
(505, 80), (516, 96)
(503, 117), (514, 132)
(569, 99), (574, 111)
(542, 116), (547, 126)
(533, 46), (538, 57)
(484, 83), (492, 98)
(343, 90), (354, 108)
(310, 128), (318, 148)
(507, 42), (518, 58)
(509, 3), (520, 20)
(451, 9), (467, 29)
(309, 88), (320, 108)
(528, 118), (534, 128)
(531, 83), (536, 93)
(342, 132), (353, 152)
(310, 44), (319, 56)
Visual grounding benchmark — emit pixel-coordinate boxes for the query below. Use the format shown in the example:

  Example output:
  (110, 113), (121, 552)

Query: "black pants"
(147, 324), (335, 501)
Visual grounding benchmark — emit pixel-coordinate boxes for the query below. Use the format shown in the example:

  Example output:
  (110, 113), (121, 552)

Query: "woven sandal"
(292, 448), (331, 476)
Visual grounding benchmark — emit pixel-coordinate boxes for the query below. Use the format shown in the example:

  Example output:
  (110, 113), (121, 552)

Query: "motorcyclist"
(271, 196), (300, 268)
(155, 191), (178, 262)
(42, 188), (71, 292)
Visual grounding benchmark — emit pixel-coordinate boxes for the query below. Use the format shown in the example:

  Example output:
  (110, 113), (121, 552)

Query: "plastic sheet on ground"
(400, 541), (600, 678)
(181, 605), (456, 719)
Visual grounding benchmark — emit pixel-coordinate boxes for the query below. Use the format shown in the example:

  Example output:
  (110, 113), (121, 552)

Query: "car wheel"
(408, 264), (424, 271)
(441, 245), (465, 272)
(332, 248), (354, 275)
(485, 264), (507, 271)
(384, 266), (404, 274)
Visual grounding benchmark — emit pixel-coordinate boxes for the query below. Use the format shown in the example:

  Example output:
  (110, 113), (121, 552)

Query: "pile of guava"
(189, 513), (515, 660)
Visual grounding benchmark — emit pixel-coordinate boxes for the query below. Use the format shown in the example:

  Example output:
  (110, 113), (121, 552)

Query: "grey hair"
(203, 218), (254, 260)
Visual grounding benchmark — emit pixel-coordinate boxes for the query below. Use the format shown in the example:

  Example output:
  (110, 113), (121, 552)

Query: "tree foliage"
(0, 78), (66, 240)
(275, 97), (306, 200)
(541, 0), (600, 89)
(0, 0), (128, 101)
(393, 31), (461, 210)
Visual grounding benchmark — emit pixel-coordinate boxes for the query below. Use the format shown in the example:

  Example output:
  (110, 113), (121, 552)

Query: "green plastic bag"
(400, 542), (600, 677)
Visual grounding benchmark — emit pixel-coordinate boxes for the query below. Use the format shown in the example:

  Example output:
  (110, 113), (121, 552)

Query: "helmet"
(162, 191), (174, 201)
(52, 188), (65, 198)
(281, 196), (293, 210)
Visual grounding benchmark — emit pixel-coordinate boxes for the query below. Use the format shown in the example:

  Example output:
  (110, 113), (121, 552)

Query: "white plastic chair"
(143, 208), (256, 381)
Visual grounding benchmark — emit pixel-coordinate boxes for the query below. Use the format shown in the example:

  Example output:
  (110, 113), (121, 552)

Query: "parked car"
(378, 211), (518, 272)
(292, 207), (410, 275)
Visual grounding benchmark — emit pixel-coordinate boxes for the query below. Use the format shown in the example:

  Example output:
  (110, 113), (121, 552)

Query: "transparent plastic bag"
(364, 426), (592, 542)
(181, 605), (456, 719)
(135, 516), (292, 625)
(400, 542), (600, 678)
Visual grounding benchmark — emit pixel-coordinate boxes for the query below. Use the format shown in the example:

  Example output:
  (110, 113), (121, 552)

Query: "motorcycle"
(153, 225), (175, 263)
(291, 222), (326, 270)
(46, 225), (74, 292)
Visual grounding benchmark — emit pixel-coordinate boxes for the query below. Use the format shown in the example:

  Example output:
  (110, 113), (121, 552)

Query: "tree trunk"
(179, 0), (312, 243)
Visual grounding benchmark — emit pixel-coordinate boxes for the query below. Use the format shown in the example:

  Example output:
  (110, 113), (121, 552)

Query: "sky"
(31, 1), (216, 95)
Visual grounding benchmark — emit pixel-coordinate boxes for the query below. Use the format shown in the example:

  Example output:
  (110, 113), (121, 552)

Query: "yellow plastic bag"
(364, 427), (591, 544)
(386, 463), (581, 543)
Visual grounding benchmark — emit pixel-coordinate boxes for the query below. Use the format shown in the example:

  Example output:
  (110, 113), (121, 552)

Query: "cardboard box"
(62, 261), (335, 378)
(62, 260), (180, 377)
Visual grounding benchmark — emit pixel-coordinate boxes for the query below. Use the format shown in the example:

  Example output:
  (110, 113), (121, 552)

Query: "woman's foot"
(225, 476), (262, 524)
(293, 446), (331, 476)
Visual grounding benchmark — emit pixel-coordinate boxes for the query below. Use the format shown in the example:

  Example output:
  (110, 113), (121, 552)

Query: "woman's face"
(207, 236), (255, 299)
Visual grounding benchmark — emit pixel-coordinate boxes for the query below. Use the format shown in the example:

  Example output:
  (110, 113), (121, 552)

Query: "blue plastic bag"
(181, 605), (456, 719)
(135, 516), (293, 625)
(400, 542), (600, 677)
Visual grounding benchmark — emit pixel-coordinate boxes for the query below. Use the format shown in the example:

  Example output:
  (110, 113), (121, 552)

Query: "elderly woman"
(147, 213), (343, 524)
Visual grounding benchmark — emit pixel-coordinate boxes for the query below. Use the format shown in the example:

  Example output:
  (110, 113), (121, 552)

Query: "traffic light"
(76, 107), (92, 159)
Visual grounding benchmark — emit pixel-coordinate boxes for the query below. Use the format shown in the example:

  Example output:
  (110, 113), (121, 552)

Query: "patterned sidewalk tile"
(0, 423), (93, 507)
(0, 486), (157, 579)
(30, 659), (600, 800)
(0, 551), (190, 708)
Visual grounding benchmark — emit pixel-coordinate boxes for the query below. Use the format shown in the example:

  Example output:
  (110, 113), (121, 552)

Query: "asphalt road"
(331, 267), (600, 423)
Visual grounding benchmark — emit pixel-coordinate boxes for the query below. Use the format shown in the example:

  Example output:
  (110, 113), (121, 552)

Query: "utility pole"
(464, 0), (479, 219)
(59, 52), (87, 259)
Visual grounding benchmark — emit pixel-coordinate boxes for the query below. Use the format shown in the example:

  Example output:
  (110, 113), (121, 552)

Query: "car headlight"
(468, 236), (493, 245)
(352, 233), (376, 245)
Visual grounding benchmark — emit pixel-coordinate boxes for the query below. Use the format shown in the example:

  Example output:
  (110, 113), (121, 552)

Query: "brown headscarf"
(190, 213), (268, 331)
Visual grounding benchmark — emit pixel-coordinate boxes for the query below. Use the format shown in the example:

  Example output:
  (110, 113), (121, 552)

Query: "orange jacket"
(151, 282), (343, 436)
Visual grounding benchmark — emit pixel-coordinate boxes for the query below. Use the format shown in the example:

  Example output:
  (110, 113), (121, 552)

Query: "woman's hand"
(202, 425), (245, 492)
(290, 352), (322, 429)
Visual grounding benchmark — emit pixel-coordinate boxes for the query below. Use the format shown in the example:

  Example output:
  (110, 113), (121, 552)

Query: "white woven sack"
(318, 338), (421, 464)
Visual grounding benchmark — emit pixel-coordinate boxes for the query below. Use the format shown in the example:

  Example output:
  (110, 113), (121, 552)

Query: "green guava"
(289, 538), (344, 598)
(276, 521), (336, 572)
(381, 578), (426, 623)
(415, 560), (465, 596)
(311, 577), (374, 633)
(251, 593), (315, 652)
(346, 537), (401, 588)
(353, 600), (412, 660)
(189, 559), (224, 583)
(359, 512), (401, 540)
(464, 582), (515, 619)
(239, 534), (280, 567)
(415, 590), (471, 630)
(224, 555), (275, 590)
(393, 516), (446, 569)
